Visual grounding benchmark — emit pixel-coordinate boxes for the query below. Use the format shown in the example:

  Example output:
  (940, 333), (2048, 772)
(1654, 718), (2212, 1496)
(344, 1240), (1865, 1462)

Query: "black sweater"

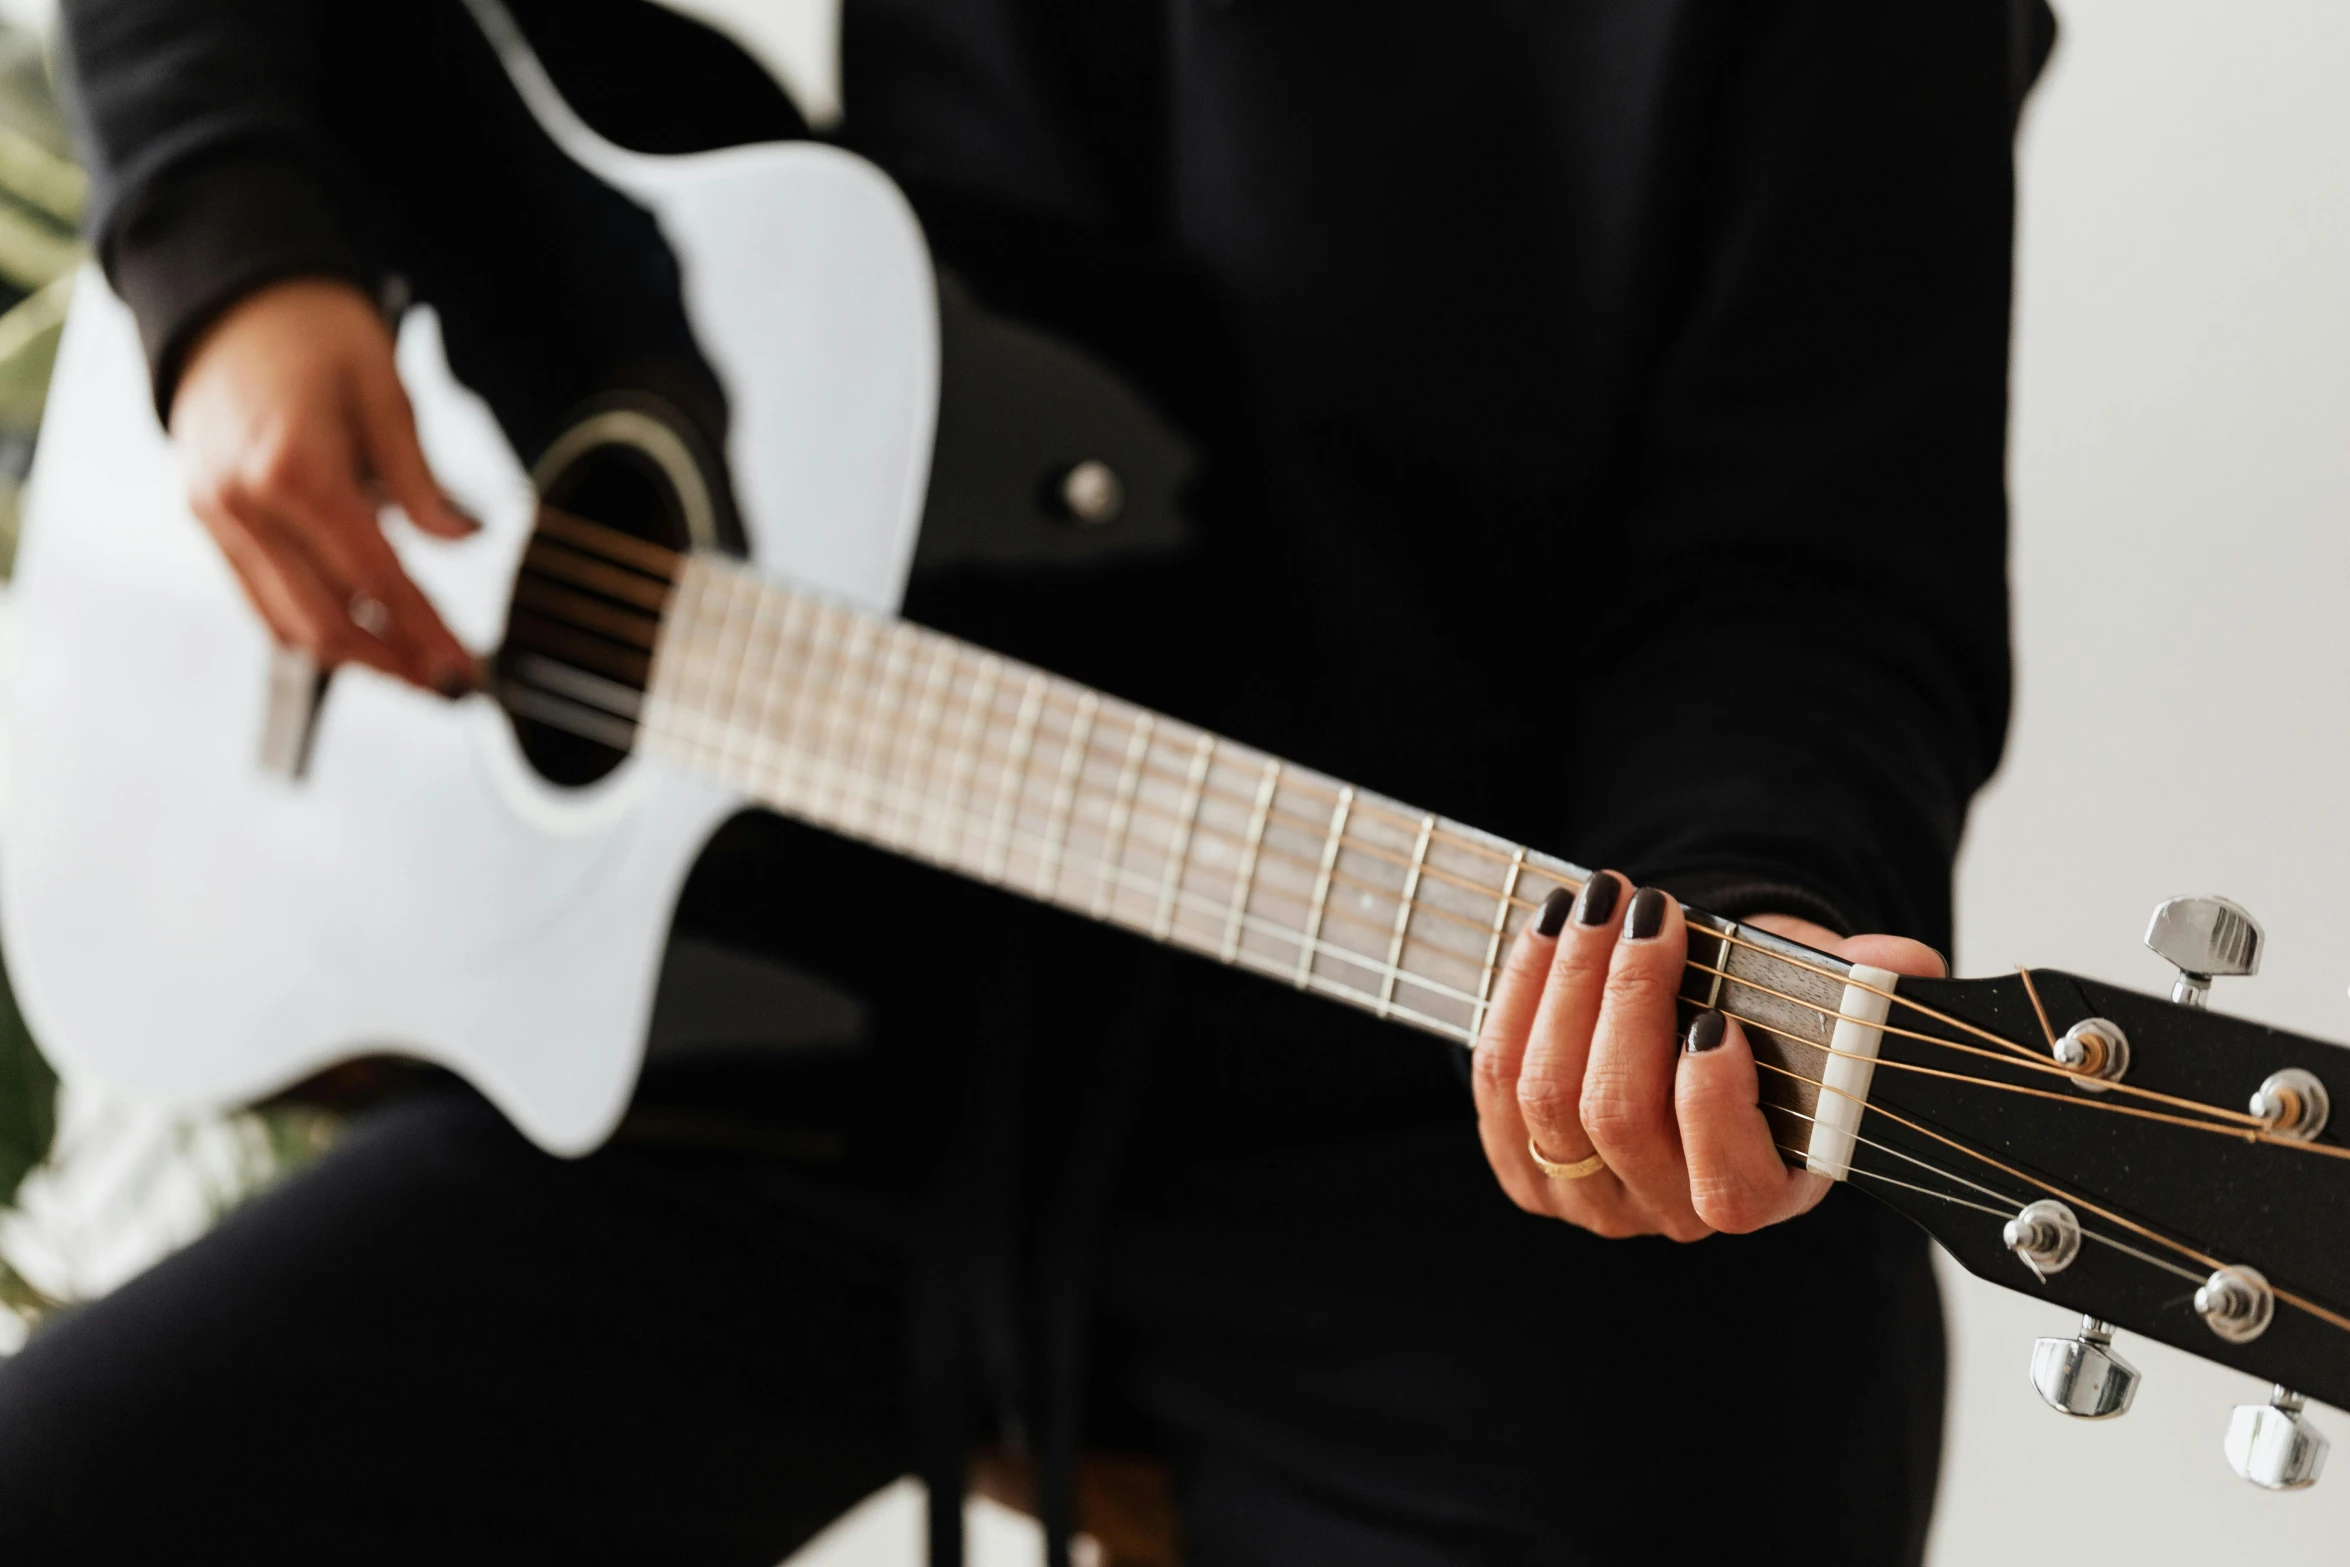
(56, 0), (2044, 955)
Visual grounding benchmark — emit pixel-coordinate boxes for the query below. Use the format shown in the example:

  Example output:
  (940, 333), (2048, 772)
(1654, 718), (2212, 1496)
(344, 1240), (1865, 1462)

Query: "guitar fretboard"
(629, 555), (1862, 1093)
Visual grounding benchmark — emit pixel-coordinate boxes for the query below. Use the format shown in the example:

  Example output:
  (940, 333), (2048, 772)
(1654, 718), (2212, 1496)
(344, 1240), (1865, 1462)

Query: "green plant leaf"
(0, 945), (56, 1210)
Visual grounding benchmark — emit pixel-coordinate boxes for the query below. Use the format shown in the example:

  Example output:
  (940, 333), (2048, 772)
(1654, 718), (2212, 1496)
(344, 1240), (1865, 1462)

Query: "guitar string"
(507, 527), (2322, 1149)
(489, 682), (2350, 1335)
(531, 508), (1549, 870)
(534, 584), (1541, 919)
(1762, 1101), (2025, 1208)
(1758, 1057), (2350, 1337)
(1766, 1140), (2208, 1287)
(501, 600), (1557, 942)
(1690, 957), (2274, 1131)
(512, 616), (2319, 1171)
(507, 555), (1550, 923)
(507, 599), (2326, 1165)
(506, 637), (2323, 1194)
(522, 524), (2096, 1077)
(1730, 996), (2337, 1156)
(516, 542), (2350, 1343)
(618, 675), (1504, 1027)
(500, 599), (2312, 1147)
(2017, 964), (2062, 1049)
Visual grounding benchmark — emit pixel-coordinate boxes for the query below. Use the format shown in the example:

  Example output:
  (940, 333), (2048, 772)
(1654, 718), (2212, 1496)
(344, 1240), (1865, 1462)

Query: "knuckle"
(1602, 964), (1675, 1009)
(1546, 936), (1612, 986)
(1469, 1042), (1515, 1093)
(1577, 1071), (1655, 1144)
(1664, 1216), (1716, 1245)
(1502, 1181), (1549, 1218)
(188, 474), (236, 521)
(1690, 1176), (1771, 1235)
(1515, 1070), (1580, 1134)
(245, 435), (306, 498)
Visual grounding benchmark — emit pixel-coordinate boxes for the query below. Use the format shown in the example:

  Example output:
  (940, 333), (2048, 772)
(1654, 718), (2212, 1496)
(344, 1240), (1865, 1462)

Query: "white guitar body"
(0, 14), (938, 1154)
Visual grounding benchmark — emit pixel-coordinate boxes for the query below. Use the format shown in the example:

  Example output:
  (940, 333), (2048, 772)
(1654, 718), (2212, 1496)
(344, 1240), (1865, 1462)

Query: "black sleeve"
(56, 0), (807, 430)
(56, 0), (373, 415)
(1572, 0), (2048, 954)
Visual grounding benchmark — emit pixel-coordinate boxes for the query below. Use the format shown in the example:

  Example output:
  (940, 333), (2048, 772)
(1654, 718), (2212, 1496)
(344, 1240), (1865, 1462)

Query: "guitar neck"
(637, 555), (1870, 1113)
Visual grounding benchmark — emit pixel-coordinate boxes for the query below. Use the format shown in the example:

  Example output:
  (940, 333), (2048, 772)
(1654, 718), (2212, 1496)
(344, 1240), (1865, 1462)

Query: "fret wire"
(1094, 712), (1154, 922)
(669, 566), (721, 773)
(636, 557), (697, 746)
(855, 619), (926, 846)
(843, 618), (918, 841)
(1152, 732), (1218, 941)
(1471, 846), (1527, 1042)
(941, 655), (1003, 874)
(1296, 787), (1355, 990)
(1377, 814), (1437, 1020)
(638, 571), (1591, 984)
(666, 585), (1548, 914)
(660, 560), (715, 771)
(1700, 922), (1734, 1011)
(632, 681), (1579, 1025)
(700, 591), (1523, 896)
(685, 564), (736, 776)
(772, 594), (838, 815)
(824, 609), (885, 826)
(890, 633), (959, 854)
(1036, 689), (1098, 904)
(665, 643), (1530, 957)
(556, 542), (1535, 877)
(711, 576), (770, 790)
(914, 640), (974, 863)
(840, 656), (1517, 869)
(657, 717), (1485, 1031)
(771, 593), (842, 813)
(875, 691), (1506, 936)
(1222, 758), (1282, 963)
(813, 613), (880, 826)
(712, 572), (776, 786)
(698, 566), (757, 773)
(747, 586), (814, 809)
(984, 672), (1051, 883)
(657, 622), (1558, 970)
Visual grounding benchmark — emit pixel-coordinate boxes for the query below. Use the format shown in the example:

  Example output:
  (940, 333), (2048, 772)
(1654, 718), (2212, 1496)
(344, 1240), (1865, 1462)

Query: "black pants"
(0, 822), (1946, 1565)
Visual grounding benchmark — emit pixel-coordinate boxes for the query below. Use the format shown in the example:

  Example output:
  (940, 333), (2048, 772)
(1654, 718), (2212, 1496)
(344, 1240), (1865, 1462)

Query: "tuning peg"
(2225, 1386), (2330, 1490)
(2145, 895), (2262, 1008)
(2031, 1316), (2140, 1419)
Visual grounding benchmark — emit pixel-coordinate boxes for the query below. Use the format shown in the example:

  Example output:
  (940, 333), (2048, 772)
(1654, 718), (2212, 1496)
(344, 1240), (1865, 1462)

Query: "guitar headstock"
(1704, 895), (2350, 1492)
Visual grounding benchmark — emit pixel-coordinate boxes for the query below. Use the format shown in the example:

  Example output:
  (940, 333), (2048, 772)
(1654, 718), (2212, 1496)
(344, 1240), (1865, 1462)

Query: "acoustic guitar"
(4, 0), (2343, 1490)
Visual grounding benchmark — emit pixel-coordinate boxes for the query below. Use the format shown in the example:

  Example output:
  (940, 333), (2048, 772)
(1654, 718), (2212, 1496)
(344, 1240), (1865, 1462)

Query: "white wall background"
(672, 1), (2350, 1561)
(1934, 0), (2350, 1560)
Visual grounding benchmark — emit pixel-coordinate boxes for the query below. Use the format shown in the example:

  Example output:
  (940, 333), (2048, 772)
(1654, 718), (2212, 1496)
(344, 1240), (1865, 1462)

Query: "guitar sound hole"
(499, 426), (699, 789)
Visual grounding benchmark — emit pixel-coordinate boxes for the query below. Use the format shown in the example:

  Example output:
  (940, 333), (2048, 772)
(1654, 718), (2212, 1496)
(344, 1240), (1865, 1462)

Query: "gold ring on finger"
(1528, 1136), (1609, 1182)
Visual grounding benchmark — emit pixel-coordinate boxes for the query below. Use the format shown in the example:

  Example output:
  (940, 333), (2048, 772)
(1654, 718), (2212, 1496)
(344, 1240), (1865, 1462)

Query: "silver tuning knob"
(2145, 895), (2263, 1008)
(2225, 1386), (2330, 1490)
(2031, 1316), (2141, 1419)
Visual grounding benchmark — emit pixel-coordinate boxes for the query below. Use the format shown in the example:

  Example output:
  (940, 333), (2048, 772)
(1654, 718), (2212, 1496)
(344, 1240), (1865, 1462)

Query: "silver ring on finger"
(348, 591), (391, 638)
(1528, 1136), (1609, 1182)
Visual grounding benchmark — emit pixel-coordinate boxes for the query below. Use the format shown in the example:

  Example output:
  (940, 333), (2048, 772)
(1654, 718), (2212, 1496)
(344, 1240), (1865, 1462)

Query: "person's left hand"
(1470, 874), (1945, 1241)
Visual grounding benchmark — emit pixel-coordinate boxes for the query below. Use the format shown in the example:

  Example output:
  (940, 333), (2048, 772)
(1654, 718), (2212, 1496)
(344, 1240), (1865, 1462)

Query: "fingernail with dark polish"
(434, 670), (473, 701)
(1573, 873), (1620, 927)
(1685, 1010), (1729, 1054)
(1534, 888), (1574, 937)
(1623, 886), (1669, 942)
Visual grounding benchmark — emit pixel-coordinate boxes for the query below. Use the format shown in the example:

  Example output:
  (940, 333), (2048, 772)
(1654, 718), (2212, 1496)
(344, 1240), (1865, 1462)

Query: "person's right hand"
(170, 277), (478, 695)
